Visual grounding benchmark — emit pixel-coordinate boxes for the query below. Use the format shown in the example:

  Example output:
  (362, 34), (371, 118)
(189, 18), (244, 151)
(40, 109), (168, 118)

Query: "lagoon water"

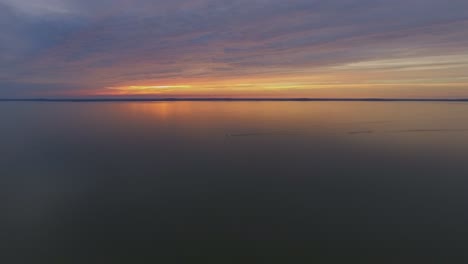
(2, 101), (468, 263)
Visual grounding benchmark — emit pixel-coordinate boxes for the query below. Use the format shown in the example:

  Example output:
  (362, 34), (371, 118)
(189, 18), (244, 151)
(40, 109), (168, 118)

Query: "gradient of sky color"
(1, 0), (468, 98)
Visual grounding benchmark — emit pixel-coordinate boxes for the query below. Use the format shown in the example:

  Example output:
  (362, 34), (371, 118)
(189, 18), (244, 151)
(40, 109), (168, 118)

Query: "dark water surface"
(2, 101), (468, 263)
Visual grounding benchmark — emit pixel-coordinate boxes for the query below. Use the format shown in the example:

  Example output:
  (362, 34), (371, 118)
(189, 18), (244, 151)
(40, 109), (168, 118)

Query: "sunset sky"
(1, 0), (468, 98)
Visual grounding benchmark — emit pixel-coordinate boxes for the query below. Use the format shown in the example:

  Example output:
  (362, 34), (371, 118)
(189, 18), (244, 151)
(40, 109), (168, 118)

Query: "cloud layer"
(1, 0), (468, 97)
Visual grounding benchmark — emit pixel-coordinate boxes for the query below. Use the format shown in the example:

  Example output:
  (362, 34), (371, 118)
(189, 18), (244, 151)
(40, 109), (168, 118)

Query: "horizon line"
(2, 98), (468, 102)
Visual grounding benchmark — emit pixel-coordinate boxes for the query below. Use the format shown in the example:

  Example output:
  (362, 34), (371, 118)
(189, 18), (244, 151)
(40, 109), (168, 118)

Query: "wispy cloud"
(1, 0), (468, 97)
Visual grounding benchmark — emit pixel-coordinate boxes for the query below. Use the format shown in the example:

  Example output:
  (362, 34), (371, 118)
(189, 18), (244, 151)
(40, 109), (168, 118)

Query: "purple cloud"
(1, 0), (468, 97)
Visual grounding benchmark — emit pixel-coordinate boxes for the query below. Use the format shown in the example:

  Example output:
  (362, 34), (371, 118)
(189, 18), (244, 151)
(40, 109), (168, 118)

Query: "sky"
(1, 0), (468, 98)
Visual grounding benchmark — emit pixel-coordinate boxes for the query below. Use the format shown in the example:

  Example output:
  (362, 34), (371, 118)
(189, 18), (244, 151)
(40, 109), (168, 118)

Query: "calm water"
(2, 101), (468, 263)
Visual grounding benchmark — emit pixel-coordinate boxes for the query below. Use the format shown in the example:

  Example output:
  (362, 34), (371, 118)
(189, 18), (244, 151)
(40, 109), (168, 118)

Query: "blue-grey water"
(2, 101), (468, 263)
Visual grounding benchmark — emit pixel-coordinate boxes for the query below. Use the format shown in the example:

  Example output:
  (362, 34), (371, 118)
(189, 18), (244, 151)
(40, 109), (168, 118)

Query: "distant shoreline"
(1, 98), (468, 102)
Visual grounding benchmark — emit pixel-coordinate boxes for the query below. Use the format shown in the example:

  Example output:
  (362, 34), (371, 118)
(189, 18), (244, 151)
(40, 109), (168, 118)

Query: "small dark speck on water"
(387, 129), (468, 134)
(226, 132), (299, 137)
(348, 130), (374, 135)
(345, 120), (392, 125)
